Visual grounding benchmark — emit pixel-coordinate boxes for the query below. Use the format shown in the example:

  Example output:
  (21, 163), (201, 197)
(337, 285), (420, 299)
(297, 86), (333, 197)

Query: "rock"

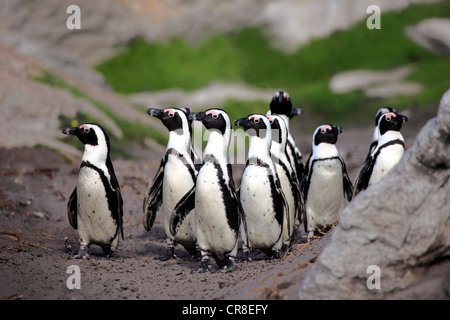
(406, 18), (450, 56)
(298, 88), (450, 299)
(128, 81), (275, 110)
(0, 44), (163, 156)
(329, 64), (423, 98)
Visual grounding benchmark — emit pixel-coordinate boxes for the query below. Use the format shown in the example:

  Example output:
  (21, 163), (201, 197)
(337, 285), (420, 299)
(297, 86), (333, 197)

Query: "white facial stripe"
(320, 125), (332, 133)
(384, 112), (397, 122)
(206, 110), (219, 116)
(164, 108), (176, 117)
(79, 124), (90, 133)
(249, 115), (263, 123)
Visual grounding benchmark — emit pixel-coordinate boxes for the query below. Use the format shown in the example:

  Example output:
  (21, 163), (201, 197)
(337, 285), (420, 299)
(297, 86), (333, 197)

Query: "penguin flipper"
(301, 156), (312, 233)
(170, 185), (196, 237)
(229, 176), (248, 246)
(353, 156), (373, 198)
(116, 187), (124, 240)
(294, 149), (305, 183)
(340, 157), (354, 202)
(143, 158), (165, 231)
(67, 187), (77, 229)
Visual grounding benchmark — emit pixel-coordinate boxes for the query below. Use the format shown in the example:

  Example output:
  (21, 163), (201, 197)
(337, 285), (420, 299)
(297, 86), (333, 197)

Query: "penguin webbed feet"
(74, 245), (89, 260)
(156, 246), (177, 261)
(268, 249), (281, 261)
(220, 257), (235, 273)
(102, 245), (117, 259)
(237, 248), (252, 263)
(192, 247), (202, 261)
(191, 257), (212, 274)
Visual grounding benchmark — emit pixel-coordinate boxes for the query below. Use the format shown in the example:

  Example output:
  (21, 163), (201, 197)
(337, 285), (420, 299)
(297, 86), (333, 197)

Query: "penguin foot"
(221, 258), (235, 273)
(192, 248), (202, 261)
(157, 246), (177, 261)
(74, 247), (89, 259)
(306, 231), (315, 243)
(192, 258), (212, 273)
(265, 249), (280, 261)
(237, 249), (251, 262)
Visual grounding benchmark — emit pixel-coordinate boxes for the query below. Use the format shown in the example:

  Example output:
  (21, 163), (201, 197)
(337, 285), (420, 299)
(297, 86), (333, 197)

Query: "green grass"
(96, 2), (450, 121)
(96, 35), (241, 93)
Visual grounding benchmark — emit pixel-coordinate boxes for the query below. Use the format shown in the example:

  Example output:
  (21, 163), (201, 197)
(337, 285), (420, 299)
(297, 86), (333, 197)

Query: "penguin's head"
(233, 114), (270, 139)
(268, 91), (291, 116)
(267, 114), (287, 145)
(374, 107), (396, 126)
(313, 124), (343, 146)
(378, 112), (408, 135)
(190, 108), (230, 135)
(62, 123), (110, 149)
(146, 107), (191, 133)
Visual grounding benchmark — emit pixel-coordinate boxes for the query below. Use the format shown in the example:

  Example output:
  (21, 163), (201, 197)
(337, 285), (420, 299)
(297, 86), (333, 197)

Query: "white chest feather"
(195, 162), (236, 253)
(370, 143), (404, 186)
(77, 167), (117, 245)
(306, 159), (346, 227)
(240, 165), (282, 248)
(162, 154), (195, 218)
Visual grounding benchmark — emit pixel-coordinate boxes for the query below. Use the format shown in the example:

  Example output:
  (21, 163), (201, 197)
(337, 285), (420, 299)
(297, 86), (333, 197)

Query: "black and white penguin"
(173, 108), (243, 272)
(143, 107), (198, 260)
(302, 124), (353, 241)
(266, 91), (305, 183)
(367, 107), (396, 157)
(353, 111), (408, 197)
(62, 123), (123, 259)
(267, 114), (303, 249)
(234, 114), (287, 259)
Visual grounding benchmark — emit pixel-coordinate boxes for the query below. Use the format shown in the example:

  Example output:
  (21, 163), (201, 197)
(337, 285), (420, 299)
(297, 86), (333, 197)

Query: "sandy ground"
(0, 106), (439, 301)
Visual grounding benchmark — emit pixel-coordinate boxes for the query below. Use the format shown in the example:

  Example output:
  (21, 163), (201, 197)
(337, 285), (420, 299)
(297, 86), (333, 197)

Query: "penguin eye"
(321, 128), (327, 134)
(385, 115), (391, 121)
(211, 114), (218, 119)
(254, 118), (260, 123)
(80, 125), (90, 133)
(168, 112), (175, 118)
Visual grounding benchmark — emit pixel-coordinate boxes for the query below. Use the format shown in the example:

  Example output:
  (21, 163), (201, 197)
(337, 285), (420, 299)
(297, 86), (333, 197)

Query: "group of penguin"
(62, 91), (408, 273)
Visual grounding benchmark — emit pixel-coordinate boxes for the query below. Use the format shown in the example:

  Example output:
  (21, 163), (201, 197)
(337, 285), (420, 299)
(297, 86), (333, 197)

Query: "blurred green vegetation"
(32, 69), (168, 159)
(96, 2), (450, 121)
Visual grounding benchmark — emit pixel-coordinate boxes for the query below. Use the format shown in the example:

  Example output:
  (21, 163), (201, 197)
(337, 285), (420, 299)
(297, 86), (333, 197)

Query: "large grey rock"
(298, 88), (450, 299)
(406, 18), (450, 56)
(329, 65), (423, 99)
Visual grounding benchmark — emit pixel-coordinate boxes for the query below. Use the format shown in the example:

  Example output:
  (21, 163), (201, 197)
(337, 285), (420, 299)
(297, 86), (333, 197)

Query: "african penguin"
(234, 114), (287, 259)
(143, 107), (199, 260)
(368, 107), (396, 157)
(266, 91), (305, 183)
(302, 124), (353, 241)
(62, 123), (123, 259)
(173, 108), (243, 272)
(353, 111), (408, 197)
(267, 114), (304, 249)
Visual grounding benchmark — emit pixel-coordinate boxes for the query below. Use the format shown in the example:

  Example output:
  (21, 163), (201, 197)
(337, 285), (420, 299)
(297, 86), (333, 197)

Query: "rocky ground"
(0, 107), (439, 300)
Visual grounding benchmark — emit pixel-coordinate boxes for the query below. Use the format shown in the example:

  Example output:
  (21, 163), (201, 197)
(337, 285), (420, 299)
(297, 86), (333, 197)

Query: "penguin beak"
(62, 126), (81, 136)
(399, 114), (408, 123)
(289, 107), (304, 119)
(335, 126), (343, 134)
(233, 117), (248, 128)
(189, 111), (206, 122)
(146, 108), (164, 119)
